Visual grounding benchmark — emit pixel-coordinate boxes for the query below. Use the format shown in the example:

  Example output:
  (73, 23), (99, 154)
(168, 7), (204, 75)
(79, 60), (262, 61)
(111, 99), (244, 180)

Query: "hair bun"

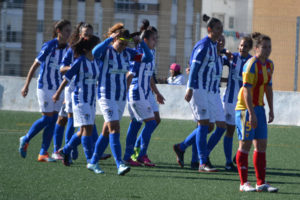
(251, 32), (261, 39)
(203, 14), (210, 22)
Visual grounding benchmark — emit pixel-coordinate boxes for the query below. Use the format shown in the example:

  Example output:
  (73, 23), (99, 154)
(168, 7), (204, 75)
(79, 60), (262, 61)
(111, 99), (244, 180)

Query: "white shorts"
(223, 102), (236, 125)
(128, 100), (154, 122)
(208, 92), (225, 123)
(37, 88), (63, 113)
(189, 89), (210, 121)
(148, 92), (159, 112)
(72, 101), (96, 127)
(98, 99), (126, 122)
(58, 103), (68, 117)
(64, 85), (73, 113)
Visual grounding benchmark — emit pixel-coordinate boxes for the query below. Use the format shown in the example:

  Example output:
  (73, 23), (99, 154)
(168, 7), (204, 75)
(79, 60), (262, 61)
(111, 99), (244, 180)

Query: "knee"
(57, 116), (68, 126)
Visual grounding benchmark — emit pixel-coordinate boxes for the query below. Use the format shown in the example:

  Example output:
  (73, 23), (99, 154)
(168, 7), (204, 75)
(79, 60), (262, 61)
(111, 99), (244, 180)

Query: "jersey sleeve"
(60, 48), (73, 68)
(188, 43), (208, 89)
(64, 57), (82, 82)
(242, 60), (256, 87)
(92, 37), (113, 60)
(35, 42), (52, 63)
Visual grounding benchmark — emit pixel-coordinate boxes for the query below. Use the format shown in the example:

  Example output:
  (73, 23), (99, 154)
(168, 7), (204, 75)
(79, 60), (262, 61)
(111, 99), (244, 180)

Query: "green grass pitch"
(0, 110), (300, 200)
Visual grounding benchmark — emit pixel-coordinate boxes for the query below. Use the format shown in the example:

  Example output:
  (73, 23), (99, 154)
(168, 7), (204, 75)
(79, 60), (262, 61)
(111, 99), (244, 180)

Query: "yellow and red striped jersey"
(235, 56), (274, 110)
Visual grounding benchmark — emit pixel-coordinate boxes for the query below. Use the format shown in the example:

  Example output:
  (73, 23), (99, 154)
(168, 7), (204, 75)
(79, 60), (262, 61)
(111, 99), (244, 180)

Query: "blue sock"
(124, 119), (143, 160)
(138, 120), (157, 158)
(133, 120), (143, 148)
(109, 133), (122, 168)
(63, 133), (81, 155)
(223, 135), (233, 164)
(24, 115), (52, 143)
(65, 117), (74, 144)
(135, 135), (142, 148)
(196, 125), (209, 165)
(179, 128), (198, 151)
(82, 135), (93, 162)
(191, 142), (198, 163)
(91, 124), (99, 146)
(53, 124), (65, 152)
(90, 134), (109, 164)
(207, 127), (226, 156)
(39, 113), (58, 155)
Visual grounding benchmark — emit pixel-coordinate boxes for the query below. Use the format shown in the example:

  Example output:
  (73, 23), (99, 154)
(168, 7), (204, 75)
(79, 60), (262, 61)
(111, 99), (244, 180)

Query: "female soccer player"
(53, 35), (101, 168)
(87, 23), (153, 175)
(222, 36), (253, 171)
(173, 16), (223, 172)
(19, 20), (71, 162)
(52, 22), (107, 161)
(235, 32), (278, 192)
(129, 20), (165, 163)
(51, 22), (94, 160)
(123, 21), (164, 167)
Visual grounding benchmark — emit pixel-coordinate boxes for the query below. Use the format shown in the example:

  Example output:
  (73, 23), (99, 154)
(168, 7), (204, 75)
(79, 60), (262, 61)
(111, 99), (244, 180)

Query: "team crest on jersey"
(246, 133), (249, 138)
(84, 114), (90, 120)
(44, 102), (48, 107)
(147, 107), (151, 113)
(201, 109), (207, 114)
(107, 109), (113, 117)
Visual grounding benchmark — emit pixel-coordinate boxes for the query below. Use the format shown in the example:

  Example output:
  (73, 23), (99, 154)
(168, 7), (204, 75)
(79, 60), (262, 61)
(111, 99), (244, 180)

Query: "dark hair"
(174, 71), (182, 76)
(141, 19), (157, 40)
(72, 35), (100, 57)
(69, 22), (94, 46)
(130, 19), (158, 43)
(251, 32), (271, 47)
(202, 14), (222, 29)
(52, 19), (71, 38)
(241, 36), (253, 49)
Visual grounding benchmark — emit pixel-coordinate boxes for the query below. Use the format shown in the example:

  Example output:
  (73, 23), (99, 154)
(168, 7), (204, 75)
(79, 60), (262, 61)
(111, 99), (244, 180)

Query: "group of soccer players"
(18, 15), (278, 192)
(173, 15), (278, 192)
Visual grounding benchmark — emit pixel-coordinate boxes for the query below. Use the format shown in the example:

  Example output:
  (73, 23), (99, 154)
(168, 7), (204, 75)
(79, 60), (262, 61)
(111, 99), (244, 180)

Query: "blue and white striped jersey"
(223, 52), (252, 104)
(64, 56), (100, 106)
(36, 38), (68, 90)
(188, 36), (218, 90)
(92, 37), (153, 101)
(208, 55), (228, 94)
(128, 46), (155, 101)
(60, 48), (75, 88)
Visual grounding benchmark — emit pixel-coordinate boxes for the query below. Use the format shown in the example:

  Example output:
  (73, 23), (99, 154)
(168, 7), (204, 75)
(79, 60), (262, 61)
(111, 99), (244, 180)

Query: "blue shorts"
(235, 106), (267, 141)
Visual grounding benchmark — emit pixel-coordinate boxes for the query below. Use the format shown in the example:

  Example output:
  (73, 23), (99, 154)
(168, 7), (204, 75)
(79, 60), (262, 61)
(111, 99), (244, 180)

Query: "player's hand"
(225, 50), (233, 60)
(156, 93), (165, 104)
(52, 92), (59, 103)
(185, 89), (193, 102)
(21, 85), (29, 98)
(268, 110), (274, 123)
(249, 113), (257, 129)
(110, 32), (120, 39)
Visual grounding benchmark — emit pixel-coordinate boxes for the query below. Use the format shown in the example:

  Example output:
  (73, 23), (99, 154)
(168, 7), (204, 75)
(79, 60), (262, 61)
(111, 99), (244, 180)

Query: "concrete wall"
(0, 76), (299, 126)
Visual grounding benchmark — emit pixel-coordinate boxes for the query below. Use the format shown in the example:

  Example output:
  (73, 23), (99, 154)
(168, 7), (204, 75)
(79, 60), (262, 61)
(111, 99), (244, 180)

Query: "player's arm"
(243, 86), (257, 129)
(60, 66), (71, 75)
(53, 58), (81, 102)
(126, 72), (134, 93)
(151, 77), (165, 104)
(186, 44), (208, 102)
(265, 84), (274, 123)
(21, 61), (40, 98)
(53, 79), (68, 103)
